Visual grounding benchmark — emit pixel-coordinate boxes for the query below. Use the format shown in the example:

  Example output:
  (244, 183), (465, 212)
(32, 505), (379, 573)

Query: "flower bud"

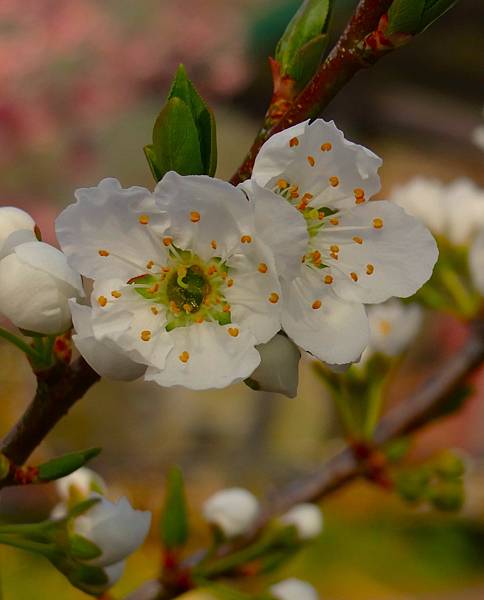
(280, 503), (323, 540)
(74, 560), (125, 596)
(56, 467), (107, 505)
(248, 333), (301, 398)
(202, 487), (260, 538)
(0, 241), (83, 334)
(270, 578), (319, 600)
(0, 206), (36, 257)
(72, 494), (151, 567)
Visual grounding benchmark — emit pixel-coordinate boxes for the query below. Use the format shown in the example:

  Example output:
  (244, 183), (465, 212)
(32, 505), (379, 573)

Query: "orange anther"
(312, 300), (322, 310)
(307, 155), (316, 167)
(179, 351), (190, 363)
(321, 142), (332, 152)
(140, 330), (151, 341)
(258, 263), (268, 273)
(190, 211), (201, 223)
(289, 137), (299, 147)
(373, 218), (384, 229)
(97, 296), (107, 307)
(329, 176), (339, 187)
(228, 327), (239, 337)
(139, 215), (150, 225)
(269, 292), (279, 304)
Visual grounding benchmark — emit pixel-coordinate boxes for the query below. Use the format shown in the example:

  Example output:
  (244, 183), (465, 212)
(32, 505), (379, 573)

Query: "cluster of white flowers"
(53, 468), (151, 594)
(202, 486), (323, 541)
(52, 120), (437, 390)
(390, 177), (484, 295)
(0, 207), (83, 334)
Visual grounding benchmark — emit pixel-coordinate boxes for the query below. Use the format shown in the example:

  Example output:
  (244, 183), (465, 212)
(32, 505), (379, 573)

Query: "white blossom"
(0, 206), (36, 258)
(202, 487), (260, 537)
(0, 241), (83, 334)
(270, 578), (319, 600)
(56, 175), (282, 390)
(245, 119), (437, 365)
(390, 177), (484, 245)
(73, 494), (151, 567)
(280, 503), (323, 540)
(365, 299), (423, 358)
(56, 467), (107, 504)
(249, 333), (301, 398)
(470, 229), (484, 295)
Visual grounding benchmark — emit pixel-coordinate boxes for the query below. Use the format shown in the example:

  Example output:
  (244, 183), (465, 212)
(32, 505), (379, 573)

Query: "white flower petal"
(280, 503), (323, 540)
(281, 270), (369, 364)
(318, 201), (438, 304)
(154, 172), (254, 262)
(71, 302), (147, 381)
(252, 119), (382, 211)
(470, 229), (484, 295)
(241, 180), (308, 279)
(56, 178), (169, 281)
(0, 207), (36, 256)
(367, 299), (423, 356)
(56, 466), (107, 502)
(249, 333), (301, 398)
(74, 494), (151, 567)
(225, 243), (281, 344)
(145, 321), (261, 390)
(202, 488), (260, 538)
(270, 578), (319, 600)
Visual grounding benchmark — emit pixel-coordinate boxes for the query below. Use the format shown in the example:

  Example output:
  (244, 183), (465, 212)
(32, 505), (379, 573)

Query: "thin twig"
(230, 0), (393, 185)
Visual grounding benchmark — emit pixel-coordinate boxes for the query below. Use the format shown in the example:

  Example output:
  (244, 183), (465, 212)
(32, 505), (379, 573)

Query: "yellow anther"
(140, 330), (151, 342)
(223, 304), (231, 312)
(321, 142), (332, 152)
(227, 278), (234, 288)
(162, 266), (171, 273)
(269, 292), (279, 304)
(354, 187), (365, 198)
(312, 300), (322, 310)
(355, 196), (365, 205)
(366, 263), (375, 275)
(97, 295), (107, 307)
(258, 263), (268, 273)
(111, 290), (122, 298)
(329, 176), (339, 187)
(353, 236), (363, 244)
(307, 155), (316, 167)
(318, 211), (325, 220)
(312, 250), (321, 264)
(289, 137), (299, 147)
(290, 190), (299, 199)
(146, 260), (154, 269)
(330, 252), (339, 260)
(179, 351), (190, 363)
(195, 316), (204, 324)
(148, 283), (160, 294)
(241, 235), (252, 244)
(163, 236), (173, 246)
(190, 211), (201, 223)
(277, 179), (289, 190)
(211, 239), (217, 249)
(324, 275), (333, 284)
(373, 218), (384, 229)
(330, 217), (339, 226)
(330, 245), (339, 253)
(183, 303), (192, 313)
(228, 327), (239, 337)
(139, 214), (150, 225)
(151, 306), (159, 315)
(98, 249), (109, 257)
(350, 272), (358, 282)
(207, 265), (217, 276)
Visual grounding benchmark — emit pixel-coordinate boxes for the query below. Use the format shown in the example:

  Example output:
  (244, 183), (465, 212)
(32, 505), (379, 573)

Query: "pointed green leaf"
(143, 144), (163, 181)
(420, 0), (457, 30)
(67, 497), (101, 519)
(69, 534), (102, 561)
(160, 466), (189, 549)
(387, 0), (426, 35)
(276, 0), (331, 77)
(150, 97), (204, 179)
(38, 448), (101, 482)
(286, 34), (329, 88)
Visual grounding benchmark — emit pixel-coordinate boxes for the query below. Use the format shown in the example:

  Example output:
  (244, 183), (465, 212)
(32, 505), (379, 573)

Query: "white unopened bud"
(70, 301), (146, 381)
(249, 333), (301, 398)
(202, 487), (260, 538)
(73, 494), (151, 567)
(270, 578), (319, 600)
(470, 229), (484, 295)
(280, 503), (323, 540)
(0, 241), (83, 334)
(0, 207), (36, 258)
(56, 467), (107, 504)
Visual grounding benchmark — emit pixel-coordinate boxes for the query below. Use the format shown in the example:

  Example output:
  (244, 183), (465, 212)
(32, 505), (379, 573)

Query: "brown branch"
(0, 357), (100, 473)
(125, 319), (484, 600)
(230, 0), (394, 185)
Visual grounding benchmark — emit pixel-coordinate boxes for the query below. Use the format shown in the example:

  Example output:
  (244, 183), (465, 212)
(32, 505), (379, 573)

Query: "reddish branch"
(230, 0), (394, 185)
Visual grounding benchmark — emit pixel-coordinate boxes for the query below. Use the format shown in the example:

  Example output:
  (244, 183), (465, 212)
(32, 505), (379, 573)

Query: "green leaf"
(276, 0), (331, 77)
(168, 65), (217, 176)
(143, 144), (163, 181)
(38, 448), (101, 482)
(150, 97), (204, 179)
(387, 0), (426, 35)
(160, 466), (189, 549)
(286, 34), (329, 88)
(420, 0), (457, 30)
(69, 534), (102, 561)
